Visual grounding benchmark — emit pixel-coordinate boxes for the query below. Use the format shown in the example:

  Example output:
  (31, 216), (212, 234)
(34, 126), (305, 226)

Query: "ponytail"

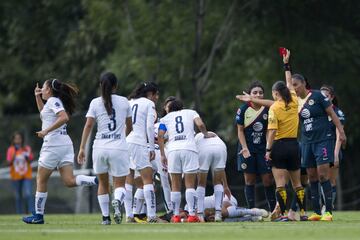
(272, 81), (292, 107)
(100, 72), (118, 115)
(128, 82), (159, 99)
(47, 79), (79, 115)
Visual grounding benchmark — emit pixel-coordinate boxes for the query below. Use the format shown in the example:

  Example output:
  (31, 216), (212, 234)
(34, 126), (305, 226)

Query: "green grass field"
(1, 212), (360, 240)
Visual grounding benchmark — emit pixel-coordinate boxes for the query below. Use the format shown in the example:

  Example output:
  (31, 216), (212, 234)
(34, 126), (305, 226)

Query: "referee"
(265, 50), (306, 221)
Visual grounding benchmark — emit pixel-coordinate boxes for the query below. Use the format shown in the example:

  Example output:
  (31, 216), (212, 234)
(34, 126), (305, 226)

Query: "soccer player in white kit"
(78, 72), (133, 225)
(158, 98), (215, 223)
(194, 131), (228, 222)
(23, 79), (97, 224)
(125, 82), (160, 223)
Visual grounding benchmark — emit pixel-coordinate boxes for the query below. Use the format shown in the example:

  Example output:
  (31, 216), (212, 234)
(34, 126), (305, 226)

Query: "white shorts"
(128, 143), (152, 171)
(92, 148), (130, 177)
(167, 150), (199, 174)
(38, 145), (74, 170)
(198, 145), (227, 172)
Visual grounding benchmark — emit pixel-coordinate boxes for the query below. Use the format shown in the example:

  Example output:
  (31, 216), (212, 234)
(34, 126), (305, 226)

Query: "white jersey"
(40, 97), (72, 146)
(126, 98), (156, 151)
(159, 109), (199, 153)
(86, 95), (132, 150)
(203, 194), (238, 209)
(195, 132), (227, 150)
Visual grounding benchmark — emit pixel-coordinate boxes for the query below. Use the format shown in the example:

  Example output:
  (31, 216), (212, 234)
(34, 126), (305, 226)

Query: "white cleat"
(214, 211), (222, 222)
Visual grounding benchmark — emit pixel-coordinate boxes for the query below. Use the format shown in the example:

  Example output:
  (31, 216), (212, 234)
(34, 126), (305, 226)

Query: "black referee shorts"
(270, 138), (300, 171)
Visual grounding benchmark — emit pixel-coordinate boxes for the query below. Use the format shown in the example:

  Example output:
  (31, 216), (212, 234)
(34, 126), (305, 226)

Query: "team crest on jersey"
(237, 108), (241, 115)
(55, 102), (61, 108)
(241, 163), (247, 170)
(301, 109), (311, 118)
(253, 122), (263, 132)
(263, 114), (268, 120)
(308, 99), (314, 106)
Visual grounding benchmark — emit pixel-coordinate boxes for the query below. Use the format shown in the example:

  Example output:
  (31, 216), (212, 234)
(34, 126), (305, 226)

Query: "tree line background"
(0, 0), (359, 210)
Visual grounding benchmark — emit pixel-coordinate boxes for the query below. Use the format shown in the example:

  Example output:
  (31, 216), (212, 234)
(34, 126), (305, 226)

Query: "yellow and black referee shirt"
(268, 90), (299, 140)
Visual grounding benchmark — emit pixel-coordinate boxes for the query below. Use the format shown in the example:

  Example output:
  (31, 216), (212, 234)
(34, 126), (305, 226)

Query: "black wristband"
(266, 148), (272, 152)
(283, 63), (291, 71)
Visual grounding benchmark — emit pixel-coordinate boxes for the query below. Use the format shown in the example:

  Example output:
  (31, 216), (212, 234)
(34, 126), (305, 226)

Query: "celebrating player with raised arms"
(158, 98), (215, 223)
(77, 72), (133, 225)
(23, 79), (97, 224)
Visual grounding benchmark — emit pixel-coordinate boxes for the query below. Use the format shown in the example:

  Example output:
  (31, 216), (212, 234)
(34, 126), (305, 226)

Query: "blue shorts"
(237, 150), (271, 174)
(301, 139), (334, 168)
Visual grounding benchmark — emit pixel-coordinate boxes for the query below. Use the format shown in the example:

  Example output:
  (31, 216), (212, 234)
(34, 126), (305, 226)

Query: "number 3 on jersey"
(175, 116), (184, 133)
(108, 108), (116, 131)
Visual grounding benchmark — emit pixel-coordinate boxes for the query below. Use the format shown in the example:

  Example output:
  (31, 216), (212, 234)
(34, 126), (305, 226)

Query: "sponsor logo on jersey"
(55, 102), (61, 108)
(253, 122), (264, 132)
(301, 109), (311, 118)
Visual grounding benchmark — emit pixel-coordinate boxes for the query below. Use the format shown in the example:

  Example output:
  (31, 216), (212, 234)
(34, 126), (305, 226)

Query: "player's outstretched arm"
(236, 92), (274, 107)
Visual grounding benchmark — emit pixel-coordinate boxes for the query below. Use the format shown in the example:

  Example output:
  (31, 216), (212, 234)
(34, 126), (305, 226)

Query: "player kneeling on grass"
(23, 79), (98, 224)
(78, 72), (133, 225)
(158, 98), (215, 223)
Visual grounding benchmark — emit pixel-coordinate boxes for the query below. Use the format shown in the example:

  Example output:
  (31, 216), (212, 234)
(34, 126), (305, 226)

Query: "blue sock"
(310, 181), (321, 215)
(245, 185), (255, 209)
(332, 186), (337, 207)
(320, 180), (333, 214)
(264, 186), (276, 212)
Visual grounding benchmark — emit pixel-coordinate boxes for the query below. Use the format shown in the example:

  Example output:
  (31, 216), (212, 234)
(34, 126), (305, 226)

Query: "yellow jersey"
(268, 90), (299, 140)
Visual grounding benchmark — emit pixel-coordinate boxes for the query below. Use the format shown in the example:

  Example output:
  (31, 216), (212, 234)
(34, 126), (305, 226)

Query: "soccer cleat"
(171, 215), (181, 223)
(273, 216), (289, 222)
(187, 215), (200, 223)
(321, 205), (326, 215)
(308, 213), (322, 221)
(126, 217), (136, 223)
(22, 213), (44, 224)
(112, 199), (123, 224)
(159, 211), (173, 222)
(320, 212), (333, 221)
(197, 213), (206, 223)
(147, 216), (168, 223)
(214, 211), (222, 222)
(134, 216), (147, 223)
(300, 215), (308, 221)
(101, 216), (111, 225)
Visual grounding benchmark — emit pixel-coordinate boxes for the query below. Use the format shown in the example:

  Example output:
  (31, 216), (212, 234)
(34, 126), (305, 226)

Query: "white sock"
(140, 202), (147, 215)
(114, 187), (126, 203)
(132, 188), (144, 215)
(97, 194), (110, 217)
(185, 188), (197, 216)
(171, 192), (181, 215)
(214, 184), (224, 211)
(196, 186), (206, 214)
(227, 206), (255, 217)
(124, 184), (133, 218)
(35, 192), (48, 215)
(144, 184), (156, 218)
(160, 174), (172, 212)
(75, 175), (97, 186)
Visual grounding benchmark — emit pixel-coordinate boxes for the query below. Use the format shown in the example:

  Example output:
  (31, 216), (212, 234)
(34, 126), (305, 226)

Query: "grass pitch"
(0, 212), (359, 240)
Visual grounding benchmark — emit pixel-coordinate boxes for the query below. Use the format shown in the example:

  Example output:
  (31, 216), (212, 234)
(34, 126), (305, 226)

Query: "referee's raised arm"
(282, 49), (293, 91)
